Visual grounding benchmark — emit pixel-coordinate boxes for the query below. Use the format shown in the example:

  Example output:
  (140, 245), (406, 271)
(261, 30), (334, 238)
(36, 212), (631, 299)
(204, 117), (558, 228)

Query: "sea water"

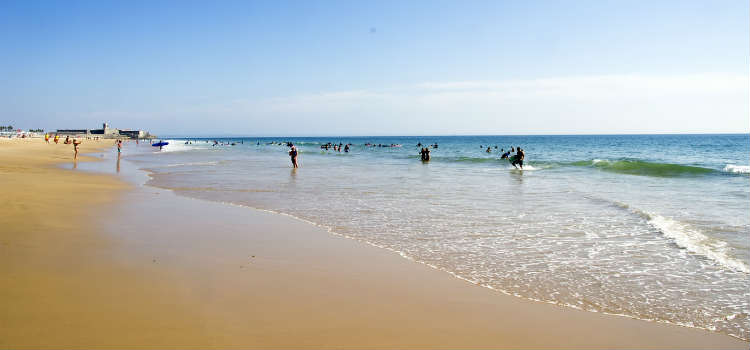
(124, 134), (749, 340)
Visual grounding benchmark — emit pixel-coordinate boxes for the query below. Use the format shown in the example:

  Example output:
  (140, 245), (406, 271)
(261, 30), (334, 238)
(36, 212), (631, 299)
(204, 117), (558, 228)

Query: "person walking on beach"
(117, 139), (122, 154)
(289, 145), (299, 168)
(44, 133), (50, 143)
(73, 139), (81, 159)
(54, 134), (60, 144)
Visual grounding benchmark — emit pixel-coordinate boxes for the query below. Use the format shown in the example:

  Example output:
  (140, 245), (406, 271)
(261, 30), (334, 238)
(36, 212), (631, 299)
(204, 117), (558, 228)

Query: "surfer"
(289, 145), (299, 168)
(486, 147), (492, 153)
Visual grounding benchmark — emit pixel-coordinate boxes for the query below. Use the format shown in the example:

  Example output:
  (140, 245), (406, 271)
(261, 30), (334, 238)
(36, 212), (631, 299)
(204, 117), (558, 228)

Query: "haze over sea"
(123, 133), (749, 340)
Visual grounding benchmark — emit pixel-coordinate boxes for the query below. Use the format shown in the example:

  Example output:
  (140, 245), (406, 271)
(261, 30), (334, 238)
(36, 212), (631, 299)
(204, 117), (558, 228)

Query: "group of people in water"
(501, 146), (525, 169)
(419, 147), (431, 161)
(321, 142), (351, 152)
(283, 141), (526, 169)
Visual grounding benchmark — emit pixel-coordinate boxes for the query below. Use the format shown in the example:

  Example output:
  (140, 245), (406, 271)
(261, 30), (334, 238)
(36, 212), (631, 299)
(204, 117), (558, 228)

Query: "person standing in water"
(289, 145), (299, 168)
(512, 147), (525, 169)
(420, 147), (431, 161)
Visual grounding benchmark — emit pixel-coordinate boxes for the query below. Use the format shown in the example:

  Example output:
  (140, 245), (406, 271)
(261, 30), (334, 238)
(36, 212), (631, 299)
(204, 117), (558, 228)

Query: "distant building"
(56, 122), (153, 139)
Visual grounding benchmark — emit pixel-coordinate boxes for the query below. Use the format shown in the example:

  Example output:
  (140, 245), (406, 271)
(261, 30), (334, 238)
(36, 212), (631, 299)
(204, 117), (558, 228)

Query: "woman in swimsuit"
(73, 139), (81, 159)
(289, 146), (299, 168)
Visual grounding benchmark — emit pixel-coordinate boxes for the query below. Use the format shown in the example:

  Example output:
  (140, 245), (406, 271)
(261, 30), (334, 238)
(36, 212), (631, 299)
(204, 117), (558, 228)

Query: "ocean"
(123, 134), (749, 340)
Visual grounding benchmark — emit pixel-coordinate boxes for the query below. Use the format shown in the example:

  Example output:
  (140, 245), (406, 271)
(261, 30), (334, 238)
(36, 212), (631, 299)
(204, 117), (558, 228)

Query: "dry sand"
(1, 138), (747, 348)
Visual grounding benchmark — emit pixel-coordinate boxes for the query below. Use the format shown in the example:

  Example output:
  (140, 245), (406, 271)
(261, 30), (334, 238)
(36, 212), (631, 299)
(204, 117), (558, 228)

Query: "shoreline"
(152, 188), (750, 343)
(1, 138), (747, 348)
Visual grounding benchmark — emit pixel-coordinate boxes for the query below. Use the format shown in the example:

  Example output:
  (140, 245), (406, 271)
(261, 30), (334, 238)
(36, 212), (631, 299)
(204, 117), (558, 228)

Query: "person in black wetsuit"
(511, 147), (525, 169)
(420, 147), (430, 161)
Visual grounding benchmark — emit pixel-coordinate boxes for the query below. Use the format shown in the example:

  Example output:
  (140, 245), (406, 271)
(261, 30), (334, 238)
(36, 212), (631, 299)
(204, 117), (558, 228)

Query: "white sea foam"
(645, 213), (750, 273)
(723, 164), (750, 174)
(164, 161), (219, 167)
(149, 139), (202, 153)
(609, 200), (750, 273)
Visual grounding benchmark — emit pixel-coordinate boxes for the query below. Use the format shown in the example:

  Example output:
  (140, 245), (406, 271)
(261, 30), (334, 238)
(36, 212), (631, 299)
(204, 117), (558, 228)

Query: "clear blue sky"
(1, 0), (748, 135)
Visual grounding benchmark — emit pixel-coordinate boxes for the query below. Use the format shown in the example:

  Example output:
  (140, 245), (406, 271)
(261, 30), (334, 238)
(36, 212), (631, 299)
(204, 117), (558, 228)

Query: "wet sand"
(1, 138), (746, 348)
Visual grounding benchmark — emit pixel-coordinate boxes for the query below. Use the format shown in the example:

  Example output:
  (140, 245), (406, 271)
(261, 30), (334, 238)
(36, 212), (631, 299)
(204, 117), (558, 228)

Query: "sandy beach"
(0, 138), (746, 349)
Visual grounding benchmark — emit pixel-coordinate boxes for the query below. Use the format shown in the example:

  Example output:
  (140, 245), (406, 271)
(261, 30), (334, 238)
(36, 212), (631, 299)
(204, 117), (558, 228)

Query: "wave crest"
(611, 201), (750, 273)
(723, 164), (750, 174)
(571, 159), (715, 177)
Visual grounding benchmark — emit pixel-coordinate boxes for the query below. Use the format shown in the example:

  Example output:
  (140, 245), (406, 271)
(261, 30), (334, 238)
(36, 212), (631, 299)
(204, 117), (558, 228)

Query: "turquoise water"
(125, 134), (749, 340)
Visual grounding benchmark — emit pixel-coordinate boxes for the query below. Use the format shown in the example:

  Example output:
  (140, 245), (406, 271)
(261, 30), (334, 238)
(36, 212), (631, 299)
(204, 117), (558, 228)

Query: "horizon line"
(158, 132), (750, 138)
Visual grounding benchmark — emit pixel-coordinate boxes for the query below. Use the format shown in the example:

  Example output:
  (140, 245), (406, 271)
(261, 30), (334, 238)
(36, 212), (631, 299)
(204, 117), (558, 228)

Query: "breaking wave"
(571, 159), (715, 177)
(612, 201), (750, 274)
(723, 164), (750, 174)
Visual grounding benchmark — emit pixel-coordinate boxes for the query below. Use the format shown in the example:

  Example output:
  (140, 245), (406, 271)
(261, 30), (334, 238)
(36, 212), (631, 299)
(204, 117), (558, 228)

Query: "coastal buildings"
(56, 122), (154, 139)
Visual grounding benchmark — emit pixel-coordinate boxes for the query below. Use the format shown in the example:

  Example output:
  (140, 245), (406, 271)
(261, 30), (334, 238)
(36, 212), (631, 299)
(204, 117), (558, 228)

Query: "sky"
(1, 0), (748, 136)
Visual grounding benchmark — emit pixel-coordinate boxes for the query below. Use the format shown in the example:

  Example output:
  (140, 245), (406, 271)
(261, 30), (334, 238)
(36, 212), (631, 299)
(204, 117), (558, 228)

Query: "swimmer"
(500, 149), (511, 159)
